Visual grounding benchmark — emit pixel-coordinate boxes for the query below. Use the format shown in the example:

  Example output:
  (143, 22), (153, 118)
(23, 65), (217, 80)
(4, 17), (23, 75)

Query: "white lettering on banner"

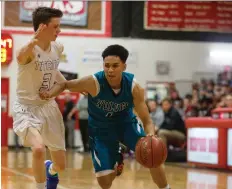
(19, 1), (88, 27)
(144, 2), (232, 33)
(228, 129), (232, 166)
(22, 1), (84, 14)
(187, 128), (219, 164)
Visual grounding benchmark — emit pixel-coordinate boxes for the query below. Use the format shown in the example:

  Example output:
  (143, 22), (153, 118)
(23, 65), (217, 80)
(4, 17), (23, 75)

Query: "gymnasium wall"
(1, 34), (232, 115)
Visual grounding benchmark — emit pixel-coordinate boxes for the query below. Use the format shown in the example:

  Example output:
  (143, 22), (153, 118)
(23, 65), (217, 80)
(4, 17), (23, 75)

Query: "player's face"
(103, 56), (126, 83)
(44, 17), (61, 41)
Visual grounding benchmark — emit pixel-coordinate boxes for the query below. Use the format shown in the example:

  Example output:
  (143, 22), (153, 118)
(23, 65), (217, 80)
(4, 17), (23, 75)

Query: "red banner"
(144, 1), (232, 33)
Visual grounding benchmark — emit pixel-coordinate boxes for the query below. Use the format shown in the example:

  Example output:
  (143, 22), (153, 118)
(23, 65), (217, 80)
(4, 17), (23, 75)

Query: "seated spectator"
(147, 99), (164, 129)
(183, 94), (198, 118)
(216, 94), (227, 108)
(192, 88), (199, 100)
(68, 95), (89, 152)
(157, 98), (186, 147)
(225, 95), (232, 108)
(198, 98), (213, 117)
(170, 90), (184, 117)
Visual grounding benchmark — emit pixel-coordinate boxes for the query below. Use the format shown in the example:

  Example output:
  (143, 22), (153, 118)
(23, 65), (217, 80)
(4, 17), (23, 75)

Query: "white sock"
(49, 163), (57, 175)
(160, 184), (170, 189)
(36, 182), (46, 189)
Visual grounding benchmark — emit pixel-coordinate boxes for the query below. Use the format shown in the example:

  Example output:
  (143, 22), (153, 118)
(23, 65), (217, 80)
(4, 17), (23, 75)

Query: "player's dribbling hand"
(147, 133), (155, 137)
(39, 90), (50, 100)
(146, 129), (155, 137)
(145, 124), (156, 137)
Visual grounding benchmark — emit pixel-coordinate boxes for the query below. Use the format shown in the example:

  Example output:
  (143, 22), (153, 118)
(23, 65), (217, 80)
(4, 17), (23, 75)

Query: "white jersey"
(16, 42), (63, 105)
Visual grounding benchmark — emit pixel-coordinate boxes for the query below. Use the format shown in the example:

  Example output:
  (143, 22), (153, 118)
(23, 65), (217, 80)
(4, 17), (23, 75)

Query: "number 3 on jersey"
(39, 73), (52, 91)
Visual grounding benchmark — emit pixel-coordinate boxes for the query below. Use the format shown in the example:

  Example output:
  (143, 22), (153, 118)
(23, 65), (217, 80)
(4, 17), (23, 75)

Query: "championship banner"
(144, 1), (232, 33)
(1, 1), (111, 37)
(19, 1), (88, 26)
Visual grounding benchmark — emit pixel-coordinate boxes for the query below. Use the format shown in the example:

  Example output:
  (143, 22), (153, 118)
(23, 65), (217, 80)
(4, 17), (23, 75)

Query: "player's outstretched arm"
(17, 24), (47, 65)
(133, 83), (155, 136)
(40, 75), (97, 100)
(64, 75), (96, 95)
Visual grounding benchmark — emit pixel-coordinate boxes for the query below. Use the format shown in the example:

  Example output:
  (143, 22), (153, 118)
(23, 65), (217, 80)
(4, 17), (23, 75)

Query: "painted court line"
(1, 167), (69, 189)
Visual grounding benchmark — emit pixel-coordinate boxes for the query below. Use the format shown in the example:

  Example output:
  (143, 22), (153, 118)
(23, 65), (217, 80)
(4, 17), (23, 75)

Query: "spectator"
(183, 95), (198, 118)
(63, 93), (75, 148)
(157, 98), (186, 147)
(170, 90), (184, 117)
(216, 94), (227, 108)
(68, 95), (89, 153)
(147, 99), (164, 128)
(192, 88), (199, 100)
(225, 95), (232, 108)
(198, 98), (213, 117)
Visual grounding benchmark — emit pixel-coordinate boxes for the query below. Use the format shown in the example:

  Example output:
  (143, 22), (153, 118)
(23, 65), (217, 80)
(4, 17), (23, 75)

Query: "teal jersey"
(88, 71), (136, 127)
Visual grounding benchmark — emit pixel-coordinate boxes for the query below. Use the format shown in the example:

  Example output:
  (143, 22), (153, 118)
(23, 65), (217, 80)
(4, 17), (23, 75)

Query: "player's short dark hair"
(102, 44), (129, 63)
(32, 7), (63, 31)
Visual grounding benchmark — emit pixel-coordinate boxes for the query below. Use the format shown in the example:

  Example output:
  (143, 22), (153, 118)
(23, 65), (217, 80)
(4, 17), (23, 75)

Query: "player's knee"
(55, 161), (66, 171)
(97, 176), (113, 189)
(32, 144), (46, 159)
(98, 181), (112, 189)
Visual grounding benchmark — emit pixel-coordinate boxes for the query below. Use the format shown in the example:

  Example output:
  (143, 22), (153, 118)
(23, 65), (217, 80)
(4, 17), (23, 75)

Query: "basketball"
(135, 136), (167, 168)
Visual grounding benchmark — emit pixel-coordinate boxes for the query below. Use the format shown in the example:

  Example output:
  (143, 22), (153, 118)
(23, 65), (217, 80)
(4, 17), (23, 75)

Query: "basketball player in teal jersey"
(40, 45), (171, 189)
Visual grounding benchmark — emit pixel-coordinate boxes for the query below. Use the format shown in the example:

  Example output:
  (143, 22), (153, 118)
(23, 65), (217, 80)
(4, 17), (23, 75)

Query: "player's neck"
(36, 38), (51, 52)
(107, 77), (122, 89)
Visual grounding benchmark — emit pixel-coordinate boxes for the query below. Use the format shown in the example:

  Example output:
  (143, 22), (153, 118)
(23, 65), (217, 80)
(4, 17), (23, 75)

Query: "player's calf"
(31, 145), (46, 184)
(97, 172), (115, 189)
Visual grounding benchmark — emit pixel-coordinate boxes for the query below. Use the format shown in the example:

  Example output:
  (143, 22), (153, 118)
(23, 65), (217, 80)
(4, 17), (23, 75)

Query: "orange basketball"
(135, 136), (167, 168)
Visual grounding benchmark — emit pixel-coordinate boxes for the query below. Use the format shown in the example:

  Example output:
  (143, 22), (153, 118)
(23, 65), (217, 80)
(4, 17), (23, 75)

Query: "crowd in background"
(167, 70), (232, 119)
(145, 69), (232, 160)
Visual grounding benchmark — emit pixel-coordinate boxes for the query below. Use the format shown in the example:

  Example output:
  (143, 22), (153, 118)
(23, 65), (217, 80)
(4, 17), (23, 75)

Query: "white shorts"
(12, 100), (65, 151)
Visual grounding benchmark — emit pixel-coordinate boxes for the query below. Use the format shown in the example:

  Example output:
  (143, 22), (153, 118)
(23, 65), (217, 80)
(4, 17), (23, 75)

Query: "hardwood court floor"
(1, 148), (231, 189)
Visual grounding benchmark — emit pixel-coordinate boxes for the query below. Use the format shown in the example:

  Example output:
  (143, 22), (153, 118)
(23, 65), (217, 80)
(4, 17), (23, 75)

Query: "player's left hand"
(39, 90), (50, 100)
(145, 125), (156, 136)
(146, 133), (155, 137)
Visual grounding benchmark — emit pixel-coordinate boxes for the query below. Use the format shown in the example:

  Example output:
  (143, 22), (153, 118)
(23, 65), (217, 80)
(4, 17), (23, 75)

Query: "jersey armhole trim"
(52, 42), (63, 55)
(92, 74), (100, 96)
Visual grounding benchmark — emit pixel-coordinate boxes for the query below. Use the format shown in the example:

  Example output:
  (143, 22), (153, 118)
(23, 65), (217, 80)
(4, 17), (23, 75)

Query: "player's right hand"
(31, 24), (47, 45)
(39, 90), (50, 100)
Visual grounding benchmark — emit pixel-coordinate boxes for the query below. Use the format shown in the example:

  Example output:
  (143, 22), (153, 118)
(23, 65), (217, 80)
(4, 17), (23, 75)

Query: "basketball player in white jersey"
(13, 7), (66, 189)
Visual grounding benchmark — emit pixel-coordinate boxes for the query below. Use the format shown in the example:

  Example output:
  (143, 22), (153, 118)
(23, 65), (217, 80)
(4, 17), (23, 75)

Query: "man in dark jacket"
(158, 98), (186, 147)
